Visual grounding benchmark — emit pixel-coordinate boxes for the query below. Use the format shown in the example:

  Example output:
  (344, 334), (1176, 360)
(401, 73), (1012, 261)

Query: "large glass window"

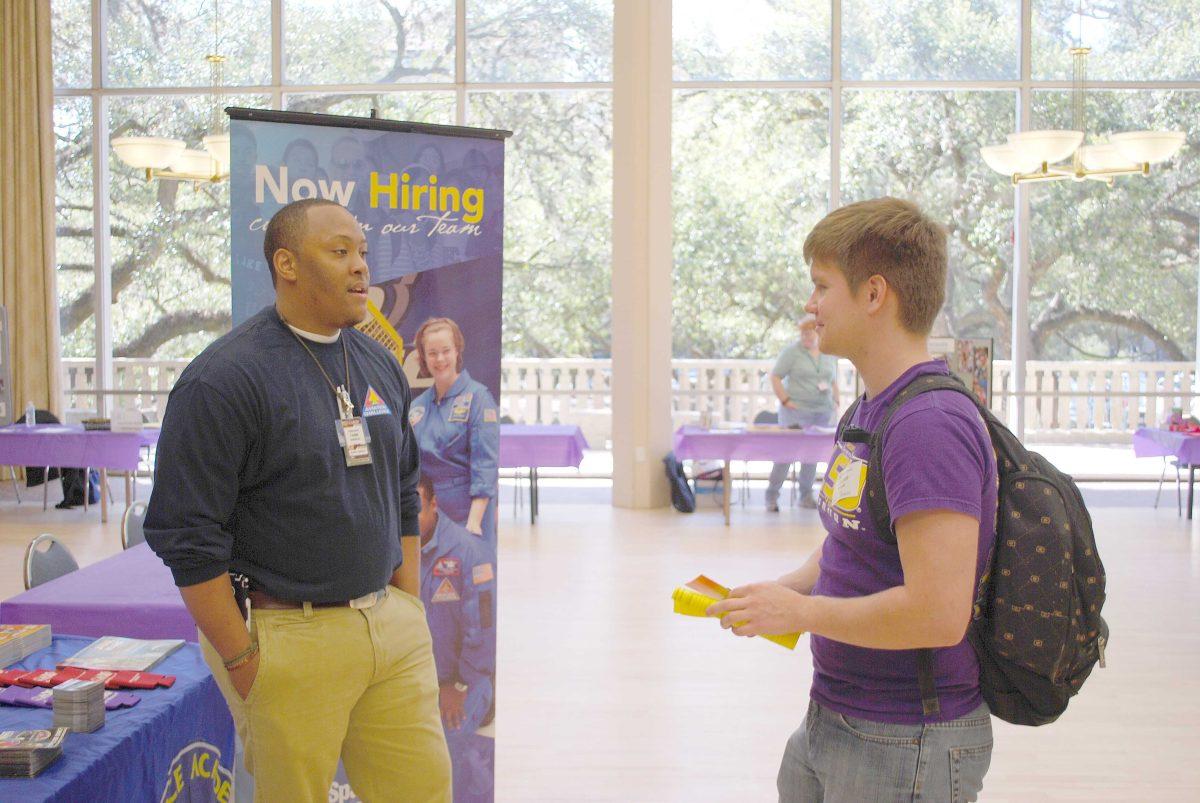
(54, 0), (614, 374)
(673, 0), (830, 81)
(1028, 89), (1199, 359)
(106, 0), (271, 87)
(469, 91), (612, 357)
(672, 90), (830, 357)
(54, 98), (94, 359)
(1033, 0), (1200, 82)
(841, 0), (1019, 81)
(283, 0), (455, 85)
(467, 0), (613, 82)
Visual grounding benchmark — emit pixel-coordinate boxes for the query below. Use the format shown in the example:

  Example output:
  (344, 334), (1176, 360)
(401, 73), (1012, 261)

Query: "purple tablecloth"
(499, 424), (589, 468)
(0, 424), (159, 471)
(0, 543), (195, 642)
(1132, 427), (1200, 465)
(673, 425), (835, 463)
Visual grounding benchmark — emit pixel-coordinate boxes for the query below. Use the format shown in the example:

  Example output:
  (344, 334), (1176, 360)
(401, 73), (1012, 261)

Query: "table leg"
(532, 467), (540, 523)
(723, 460), (731, 526)
(100, 468), (108, 523)
(43, 468), (49, 511)
(1189, 465), (1195, 521)
(125, 473), (133, 509)
(82, 468), (89, 513)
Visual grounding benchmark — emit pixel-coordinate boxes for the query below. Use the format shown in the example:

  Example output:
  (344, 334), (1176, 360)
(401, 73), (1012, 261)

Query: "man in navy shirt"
(146, 198), (451, 801)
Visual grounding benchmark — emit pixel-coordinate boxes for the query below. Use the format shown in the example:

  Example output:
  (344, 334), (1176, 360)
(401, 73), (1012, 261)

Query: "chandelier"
(981, 46), (1185, 186)
(110, 0), (230, 183)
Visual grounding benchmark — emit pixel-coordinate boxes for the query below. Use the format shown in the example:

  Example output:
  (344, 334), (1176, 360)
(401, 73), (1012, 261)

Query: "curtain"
(0, 0), (62, 420)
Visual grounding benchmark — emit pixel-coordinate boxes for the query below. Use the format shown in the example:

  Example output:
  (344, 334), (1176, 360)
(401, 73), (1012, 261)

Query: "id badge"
(336, 417), (374, 467)
(817, 381), (830, 392)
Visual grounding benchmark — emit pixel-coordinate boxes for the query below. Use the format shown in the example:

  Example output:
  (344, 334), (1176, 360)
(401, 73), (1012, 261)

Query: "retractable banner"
(227, 108), (506, 803)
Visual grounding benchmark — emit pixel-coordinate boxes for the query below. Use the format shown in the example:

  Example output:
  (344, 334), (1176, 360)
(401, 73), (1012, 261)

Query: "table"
(0, 544), (195, 641)
(1133, 427), (1200, 519)
(0, 425), (159, 523)
(0, 635), (235, 801)
(499, 424), (589, 524)
(673, 425), (836, 525)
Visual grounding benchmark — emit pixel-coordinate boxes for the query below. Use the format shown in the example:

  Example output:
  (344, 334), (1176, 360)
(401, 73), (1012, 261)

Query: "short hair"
(802, 197), (947, 335)
(262, 198), (343, 285)
(414, 318), (465, 376)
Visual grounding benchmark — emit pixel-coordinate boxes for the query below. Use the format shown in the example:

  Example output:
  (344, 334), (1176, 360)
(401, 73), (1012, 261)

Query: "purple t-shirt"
(810, 360), (997, 724)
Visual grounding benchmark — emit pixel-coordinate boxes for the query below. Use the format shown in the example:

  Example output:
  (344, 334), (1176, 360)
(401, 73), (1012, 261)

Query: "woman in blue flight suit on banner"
(410, 318), (500, 546)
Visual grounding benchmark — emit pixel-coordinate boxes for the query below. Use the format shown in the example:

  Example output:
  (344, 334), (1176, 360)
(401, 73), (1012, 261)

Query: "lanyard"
(281, 315), (355, 419)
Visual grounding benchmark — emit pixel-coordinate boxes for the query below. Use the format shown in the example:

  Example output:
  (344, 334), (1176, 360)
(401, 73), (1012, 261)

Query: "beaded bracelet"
(222, 642), (259, 671)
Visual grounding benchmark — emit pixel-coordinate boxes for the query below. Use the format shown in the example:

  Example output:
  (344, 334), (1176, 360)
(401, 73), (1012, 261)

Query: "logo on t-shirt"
(362, 386), (392, 418)
(821, 448), (867, 523)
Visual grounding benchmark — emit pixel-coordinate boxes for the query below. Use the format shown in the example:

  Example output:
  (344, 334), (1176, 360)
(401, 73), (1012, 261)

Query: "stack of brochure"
(58, 636), (184, 672)
(0, 728), (67, 778)
(0, 625), (52, 668)
(52, 679), (106, 733)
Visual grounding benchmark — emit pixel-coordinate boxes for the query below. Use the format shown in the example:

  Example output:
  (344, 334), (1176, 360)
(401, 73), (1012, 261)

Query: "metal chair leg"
(1155, 457), (1168, 509)
(8, 466), (20, 504)
(43, 468), (50, 511)
(1177, 461), (1183, 517)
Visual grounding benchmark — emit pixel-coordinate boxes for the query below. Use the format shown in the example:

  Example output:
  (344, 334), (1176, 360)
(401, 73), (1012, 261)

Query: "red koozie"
(0, 670), (31, 687)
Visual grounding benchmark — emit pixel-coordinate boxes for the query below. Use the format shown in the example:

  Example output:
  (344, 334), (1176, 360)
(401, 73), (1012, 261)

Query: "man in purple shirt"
(709, 197), (997, 802)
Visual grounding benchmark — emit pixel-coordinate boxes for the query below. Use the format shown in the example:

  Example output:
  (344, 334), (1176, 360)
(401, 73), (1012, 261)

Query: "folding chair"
(122, 501), (148, 549)
(23, 533), (80, 590)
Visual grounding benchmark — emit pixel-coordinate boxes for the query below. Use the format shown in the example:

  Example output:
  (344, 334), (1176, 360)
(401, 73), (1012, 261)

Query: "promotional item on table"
(56, 636), (184, 672)
(51, 680), (105, 734)
(0, 625), (52, 667)
(0, 728), (67, 778)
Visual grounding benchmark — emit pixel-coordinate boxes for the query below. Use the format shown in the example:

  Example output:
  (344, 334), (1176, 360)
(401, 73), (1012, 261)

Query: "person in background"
(410, 318), (500, 547)
(418, 474), (497, 802)
(766, 314), (840, 511)
(145, 198), (450, 801)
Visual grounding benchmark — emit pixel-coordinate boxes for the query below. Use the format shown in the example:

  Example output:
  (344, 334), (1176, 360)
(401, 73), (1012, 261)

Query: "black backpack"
(836, 373), (1108, 726)
(663, 452), (696, 513)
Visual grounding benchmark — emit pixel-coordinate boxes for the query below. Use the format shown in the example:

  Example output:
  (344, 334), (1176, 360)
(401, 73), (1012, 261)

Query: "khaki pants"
(200, 586), (451, 802)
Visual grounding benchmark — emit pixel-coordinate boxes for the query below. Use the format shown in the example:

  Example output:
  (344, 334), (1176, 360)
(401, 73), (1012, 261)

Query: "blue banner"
(228, 109), (504, 803)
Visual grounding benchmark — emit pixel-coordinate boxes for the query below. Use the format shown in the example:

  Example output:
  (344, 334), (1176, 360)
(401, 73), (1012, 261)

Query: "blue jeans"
(778, 700), (992, 803)
(766, 407), (835, 505)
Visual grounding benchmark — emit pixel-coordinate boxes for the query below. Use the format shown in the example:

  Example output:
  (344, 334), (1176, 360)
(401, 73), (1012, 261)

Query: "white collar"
(286, 323), (341, 344)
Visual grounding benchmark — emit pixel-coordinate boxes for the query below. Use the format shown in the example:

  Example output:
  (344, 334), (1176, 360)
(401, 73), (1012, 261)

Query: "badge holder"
(334, 385), (374, 468)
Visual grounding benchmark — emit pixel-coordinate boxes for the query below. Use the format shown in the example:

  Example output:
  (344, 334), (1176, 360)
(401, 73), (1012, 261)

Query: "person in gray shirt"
(767, 315), (840, 510)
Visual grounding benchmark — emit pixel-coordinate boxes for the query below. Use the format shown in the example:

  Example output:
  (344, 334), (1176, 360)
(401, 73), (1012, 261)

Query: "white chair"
(23, 533), (79, 590)
(122, 501), (148, 550)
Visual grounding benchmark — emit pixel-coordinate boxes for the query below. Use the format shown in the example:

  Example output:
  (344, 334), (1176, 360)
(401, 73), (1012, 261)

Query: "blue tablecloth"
(0, 635), (235, 802)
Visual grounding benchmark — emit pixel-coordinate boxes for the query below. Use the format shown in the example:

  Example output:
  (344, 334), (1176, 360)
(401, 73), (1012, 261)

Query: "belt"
(248, 588), (386, 611)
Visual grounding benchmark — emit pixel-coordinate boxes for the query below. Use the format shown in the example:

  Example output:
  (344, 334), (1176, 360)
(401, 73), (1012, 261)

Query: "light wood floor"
(1, 479), (1197, 801)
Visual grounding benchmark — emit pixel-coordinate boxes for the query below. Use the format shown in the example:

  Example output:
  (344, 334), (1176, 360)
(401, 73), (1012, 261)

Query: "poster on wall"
(228, 107), (508, 803)
(929, 337), (993, 407)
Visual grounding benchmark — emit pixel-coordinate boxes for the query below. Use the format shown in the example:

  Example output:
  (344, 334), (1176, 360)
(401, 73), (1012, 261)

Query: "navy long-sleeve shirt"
(145, 306), (420, 602)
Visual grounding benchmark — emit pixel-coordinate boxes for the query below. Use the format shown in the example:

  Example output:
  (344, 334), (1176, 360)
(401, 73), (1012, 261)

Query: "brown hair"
(802, 197), (947, 335)
(414, 318), (465, 375)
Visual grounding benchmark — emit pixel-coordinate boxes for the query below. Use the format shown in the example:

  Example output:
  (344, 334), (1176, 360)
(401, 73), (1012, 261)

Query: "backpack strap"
(850, 371), (985, 720)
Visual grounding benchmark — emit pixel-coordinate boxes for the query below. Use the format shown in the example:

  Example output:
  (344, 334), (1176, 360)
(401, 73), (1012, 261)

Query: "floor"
(1, 476), (1197, 801)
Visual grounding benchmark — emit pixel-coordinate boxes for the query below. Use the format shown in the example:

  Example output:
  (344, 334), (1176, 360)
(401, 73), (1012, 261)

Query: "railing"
(63, 358), (1198, 445)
